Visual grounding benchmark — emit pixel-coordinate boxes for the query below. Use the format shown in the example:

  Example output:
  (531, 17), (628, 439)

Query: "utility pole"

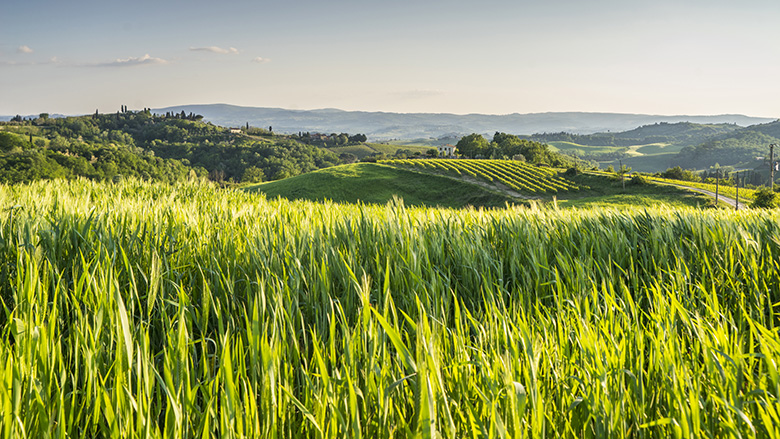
(735, 172), (739, 210)
(619, 159), (625, 191)
(715, 167), (719, 205)
(771, 143), (777, 191)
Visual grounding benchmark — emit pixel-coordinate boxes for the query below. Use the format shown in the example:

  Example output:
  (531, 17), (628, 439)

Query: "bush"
(750, 187), (778, 209)
(630, 174), (649, 185)
(661, 166), (701, 182)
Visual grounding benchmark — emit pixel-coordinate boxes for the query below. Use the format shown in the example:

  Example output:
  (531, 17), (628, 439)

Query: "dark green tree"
(750, 187), (778, 209)
(455, 134), (489, 158)
(241, 166), (264, 183)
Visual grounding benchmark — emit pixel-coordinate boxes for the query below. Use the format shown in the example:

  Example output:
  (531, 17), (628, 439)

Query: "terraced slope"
(382, 159), (582, 195)
(244, 163), (518, 208)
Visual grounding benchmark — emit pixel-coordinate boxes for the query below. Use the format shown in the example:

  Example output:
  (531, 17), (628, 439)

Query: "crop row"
(382, 159), (580, 194)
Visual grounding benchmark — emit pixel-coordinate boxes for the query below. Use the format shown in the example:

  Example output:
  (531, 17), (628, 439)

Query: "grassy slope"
(244, 163), (518, 208)
(598, 153), (678, 173)
(247, 162), (711, 210)
(328, 144), (377, 158)
(329, 143), (431, 159)
(547, 141), (623, 156)
(555, 173), (713, 209)
(366, 143), (431, 155)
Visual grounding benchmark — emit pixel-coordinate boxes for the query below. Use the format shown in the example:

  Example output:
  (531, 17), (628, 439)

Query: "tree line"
(455, 132), (578, 167)
(0, 110), (348, 184)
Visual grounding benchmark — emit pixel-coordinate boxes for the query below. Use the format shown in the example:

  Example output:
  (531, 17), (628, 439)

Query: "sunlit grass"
(1, 178), (779, 438)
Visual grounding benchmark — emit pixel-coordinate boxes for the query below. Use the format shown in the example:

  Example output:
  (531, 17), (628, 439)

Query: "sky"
(1, 0), (779, 117)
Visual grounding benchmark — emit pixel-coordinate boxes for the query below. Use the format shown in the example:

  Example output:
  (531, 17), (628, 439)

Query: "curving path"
(655, 182), (741, 209)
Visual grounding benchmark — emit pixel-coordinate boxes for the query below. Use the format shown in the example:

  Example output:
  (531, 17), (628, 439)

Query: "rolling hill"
(151, 104), (773, 140)
(244, 163), (519, 208)
(245, 161), (711, 209)
(675, 120), (780, 168)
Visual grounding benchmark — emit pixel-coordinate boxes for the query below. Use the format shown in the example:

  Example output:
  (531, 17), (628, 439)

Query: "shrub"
(750, 187), (778, 209)
(630, 174), (649, 185)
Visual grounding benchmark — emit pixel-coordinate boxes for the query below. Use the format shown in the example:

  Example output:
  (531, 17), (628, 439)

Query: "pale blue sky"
(2, 0), (779, 117)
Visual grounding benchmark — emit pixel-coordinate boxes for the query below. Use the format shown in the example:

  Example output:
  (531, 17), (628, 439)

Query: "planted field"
(245, 163), (517, 208)
(1, 179), (780, 437)
(382, 159), (581, 195)
(547, 141), (625, 156)
(647, 175), (758, 202)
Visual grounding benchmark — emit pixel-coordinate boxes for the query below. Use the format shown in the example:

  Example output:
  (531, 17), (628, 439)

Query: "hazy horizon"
(2, 0), (779, 118)
(3, 103), (776, 120)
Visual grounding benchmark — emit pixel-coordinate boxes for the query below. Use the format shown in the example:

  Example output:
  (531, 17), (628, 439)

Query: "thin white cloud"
(17, 45), (33, 54)
(190, 46), (240, 54)
(252, 57), (270, 63)
(0, 57), (61, 67)
(96, 54), (168, 67)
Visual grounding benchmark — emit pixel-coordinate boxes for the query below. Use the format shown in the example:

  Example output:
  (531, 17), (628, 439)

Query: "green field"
(247, 161), (712, 210)
(556, 192), (708, 209)
(366, 143), (431, 156)
(546, 141), (690, 173)
(556, 174), (713, 208)
(328, 143), (431, 159)
(1, 179), (779, 437)
(646, 175), (758, 202)
(599, 153), (679, 174)
(547, 141), (625, 156)
(327, 144), (378, 158)
(245, 163), (517, 208)
(382, 159), (581, 195)
(633, 142), (685, 155)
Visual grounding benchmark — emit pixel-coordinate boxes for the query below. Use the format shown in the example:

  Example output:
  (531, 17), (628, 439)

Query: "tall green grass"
(1, 178), (779, 438)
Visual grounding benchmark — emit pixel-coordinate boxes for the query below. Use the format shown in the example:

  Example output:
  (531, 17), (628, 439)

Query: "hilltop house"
(437, 144), (456, 158)
(229, 128), (242, 134)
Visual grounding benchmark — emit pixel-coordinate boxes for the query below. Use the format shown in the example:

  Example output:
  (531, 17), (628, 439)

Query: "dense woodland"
(0, 110), (343, 184)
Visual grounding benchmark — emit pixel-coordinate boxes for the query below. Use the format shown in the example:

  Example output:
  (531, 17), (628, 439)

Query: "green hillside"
(0, 111), (345, 184)
(527, 122), (739, 148)
(547, 141), (624, 157)
(248, 160), (712, 210)
(381, 159), (581, 195)
(328, 143), (430, 159)
(675, 120), (780, 168)
(608, 121), (740, 145)
(523, 122), (760, 171)
(245, 163), (518, 208)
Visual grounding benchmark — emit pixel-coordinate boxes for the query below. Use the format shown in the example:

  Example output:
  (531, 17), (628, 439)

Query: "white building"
(437, 144), (456, 158)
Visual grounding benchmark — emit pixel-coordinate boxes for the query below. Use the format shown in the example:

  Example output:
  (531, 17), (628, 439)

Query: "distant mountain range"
(147, 104), (775, 140)
(3, 104), (775, 142)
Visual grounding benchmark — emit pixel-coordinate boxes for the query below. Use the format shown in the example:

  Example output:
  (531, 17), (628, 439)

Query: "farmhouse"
(229, 128), (242, 134)
(437, 144), (456, 158)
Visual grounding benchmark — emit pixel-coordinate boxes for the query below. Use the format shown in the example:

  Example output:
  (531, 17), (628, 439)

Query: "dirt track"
(656, 182), (741, 209)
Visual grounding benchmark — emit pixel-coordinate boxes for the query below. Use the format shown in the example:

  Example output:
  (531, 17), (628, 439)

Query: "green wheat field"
(1, 179), (779, 438)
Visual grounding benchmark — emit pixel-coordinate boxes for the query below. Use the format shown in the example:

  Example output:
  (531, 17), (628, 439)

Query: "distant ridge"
(151, 104), (775, 140)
